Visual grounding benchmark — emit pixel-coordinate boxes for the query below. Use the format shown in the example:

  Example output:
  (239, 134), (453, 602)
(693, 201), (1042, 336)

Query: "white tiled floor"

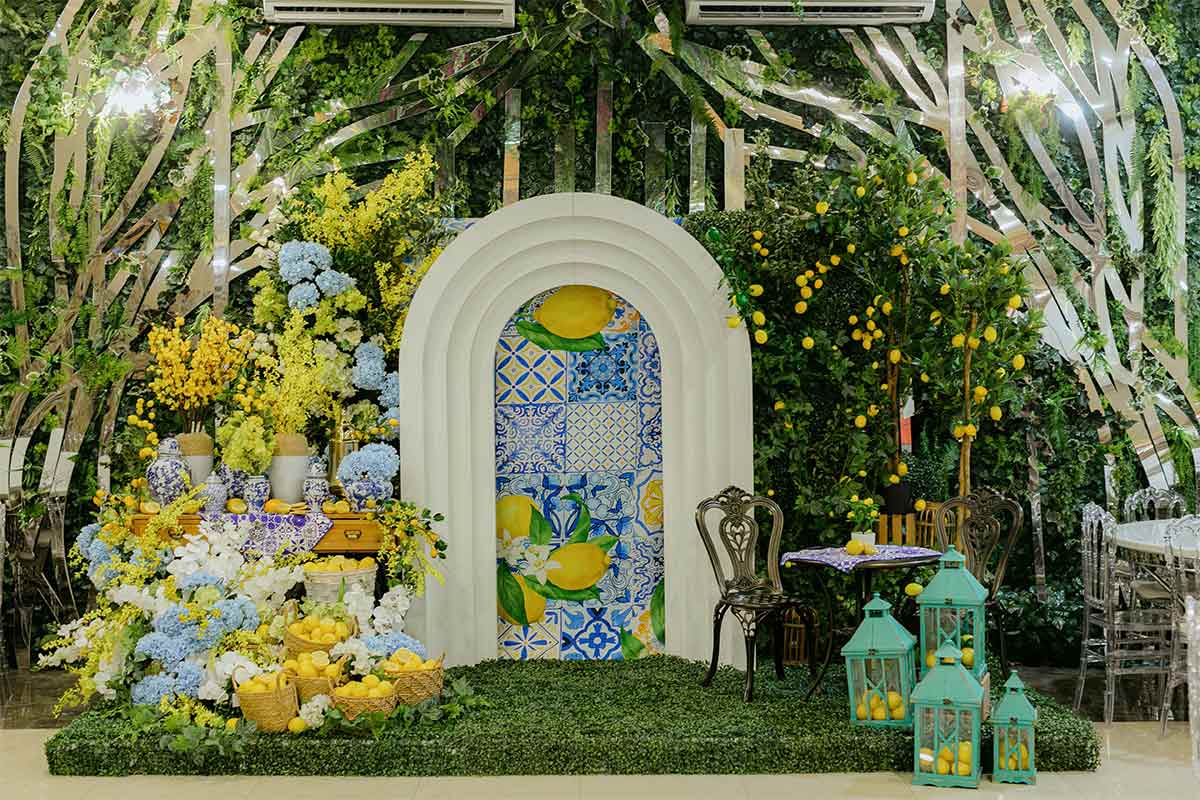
(2, 723), (1195, 799)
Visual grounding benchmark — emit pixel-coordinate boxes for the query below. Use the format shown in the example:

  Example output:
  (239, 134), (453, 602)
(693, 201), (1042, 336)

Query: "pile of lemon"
(380, 647), (440, 674)
(334, 674), (395, 700)
(999, 739), (1031, 771)
(287, 614), (352, 646)
(303, 555), (375, 573)
(844, 539), (878, 556)
(855, 690), (906, 721)
(238, 670), (288, 695)
(918, 742), (974, 776)
(923, 645), (975, 669)
(320, 498), (353, 514)
(283, 650), (341, 680)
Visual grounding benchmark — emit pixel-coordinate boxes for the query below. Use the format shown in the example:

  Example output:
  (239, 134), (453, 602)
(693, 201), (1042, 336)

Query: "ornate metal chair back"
(1080, 502), (1116, 613)
(695, 486), (784, 597)
(933, 488), (1023, 601)
(1122, 487), (1186, 523)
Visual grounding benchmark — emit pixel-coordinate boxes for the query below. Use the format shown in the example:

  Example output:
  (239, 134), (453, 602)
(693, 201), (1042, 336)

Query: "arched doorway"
(398, 192), (753, 666)
(494, 286), (664, 660)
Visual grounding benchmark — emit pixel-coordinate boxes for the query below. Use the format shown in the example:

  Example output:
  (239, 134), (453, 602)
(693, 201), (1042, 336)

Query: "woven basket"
(284, 615), (359, 655)
(334, 691), (398, 721)
(287, 656), (348, 703)
(303, 565), (377, 604)
(234, 674), (298, 733)
(383, 658), (445, 706)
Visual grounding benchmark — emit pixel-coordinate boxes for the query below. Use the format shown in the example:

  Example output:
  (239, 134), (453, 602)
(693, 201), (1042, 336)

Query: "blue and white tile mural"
(495, 286), (665, 660)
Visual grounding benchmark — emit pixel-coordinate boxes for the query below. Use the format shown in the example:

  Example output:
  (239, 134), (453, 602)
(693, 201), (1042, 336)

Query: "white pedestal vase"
(176, 432), (214, 487)
(268, 432), (309, 503)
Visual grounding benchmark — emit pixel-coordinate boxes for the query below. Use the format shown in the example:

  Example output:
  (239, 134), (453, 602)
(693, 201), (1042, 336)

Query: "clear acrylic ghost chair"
(1185, 596), (1200, 773)
(1122, 488), (1187, 608)
(1074, 502), (1172, 723)
(1159, 516), (1200, 736)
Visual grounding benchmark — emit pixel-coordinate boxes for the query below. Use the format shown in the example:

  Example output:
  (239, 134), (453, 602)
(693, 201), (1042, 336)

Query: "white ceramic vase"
(176, 432), (214, 486)
(268, 433), (309, 503)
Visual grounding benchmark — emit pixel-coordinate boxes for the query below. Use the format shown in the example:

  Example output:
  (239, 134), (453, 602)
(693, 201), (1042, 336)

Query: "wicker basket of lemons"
(302, 555), (378, 604)
(333, 674), (398, 720)
(283, 610), (357, 654)
(283, 650), (347, 703)
(380, 648), (444, 705)
(234, 670), (298, 733)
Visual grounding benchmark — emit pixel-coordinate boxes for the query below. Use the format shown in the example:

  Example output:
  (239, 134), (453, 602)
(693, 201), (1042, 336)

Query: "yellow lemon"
(358, 556), (376, 568)
(990, 406), (1002, 421)
(297, 663), (319, 678)
(1012, 353), (1026, 370)
(754, 329), (768, 345)
(1007, 294), (1022, 310)
(802, 336), (814, 350)
(956, 761), (971, 776)
(845, 539), (865, 556)
(498, 573), (547, 625)
(906, 172), (918, 185)
(363, 674), (381, 688)
(225, 498), (248, 514)
(925, 649), (936, 669)
(533, 285), (617, 339)
(367, 687), (389, 699)
(323, 664), (340, 680)
(546, 542), (612, 590)
(496, 495), (539, 540)
(888, 349), (901, 364)
(333, 499), (351, 513)
(854, 415), (867, 428)
(794, 301), (808, 314)
(288, 622), (305, 637)
(961, 646), (975, 668)
(938, 746), (954, 764)
(870, 705), (886, 720)
(334, 621), (350, 639)
(225, 718), (239, 732)
(726, 315), (740, 328)
(904, 582), (924, 597)
(863, 544), (878, 555)
(139, 500), (162, 514)
(1008, 755), (1019, 770)
(936, 759), (951, 776)
(983, 325), (997, 343)
(283, 659), (299, 673)
(855, 703), (868, 720)
(887, 691), (903, 709)
(890, 705), (905, 720)
(287, 717), (308, 734)
(918, 747), (935, 771)
(377, 680), (393, 693)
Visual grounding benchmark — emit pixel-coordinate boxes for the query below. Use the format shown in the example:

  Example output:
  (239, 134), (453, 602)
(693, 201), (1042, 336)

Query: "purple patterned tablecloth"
(200, 512), (334, 555)
(780, 544), (942, 574)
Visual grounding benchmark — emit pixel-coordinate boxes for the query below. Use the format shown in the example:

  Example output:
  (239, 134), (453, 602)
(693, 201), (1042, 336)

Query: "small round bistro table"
(1112, 519), (1200, 557)
(780, 544), (942, 700)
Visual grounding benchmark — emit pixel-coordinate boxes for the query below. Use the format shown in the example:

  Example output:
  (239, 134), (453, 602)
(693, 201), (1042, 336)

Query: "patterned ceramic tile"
(560, 603), (628, 660)
(637, 402), (662, 467)
(496, 335), (567, 405)
(568, 333), (638, 403)
(495, 403), (566, 474)
(605, 296), (642, 333)
(495, 471), (635, 547)
(497, 607), (562, 660)
(636, 328), (661, 403)
(565, 402), (640, 472)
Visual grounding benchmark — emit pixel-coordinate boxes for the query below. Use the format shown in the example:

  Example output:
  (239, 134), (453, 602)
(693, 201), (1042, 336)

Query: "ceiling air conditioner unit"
(263, 0), (515, 27)
(685, 0), (934, 25)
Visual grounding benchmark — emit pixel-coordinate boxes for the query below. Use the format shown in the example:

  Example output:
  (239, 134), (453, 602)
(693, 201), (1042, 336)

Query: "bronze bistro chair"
(695, 486), (805, 702)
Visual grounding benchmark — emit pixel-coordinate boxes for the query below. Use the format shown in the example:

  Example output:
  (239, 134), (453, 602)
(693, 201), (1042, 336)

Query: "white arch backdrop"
(398, 192), (754, 667)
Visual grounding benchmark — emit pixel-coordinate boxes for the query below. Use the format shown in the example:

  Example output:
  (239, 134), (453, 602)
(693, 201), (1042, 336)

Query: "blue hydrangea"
(336, 443), (400, 483)
(172, 662), (204, 698)
(131, 673), (178, 706)
(213, 596), (260, 632)
(153, 604), (196, 639)
(76, 523), (100, 554)
(178, 572), (225, 594)
(287, 281), (320, 310)
(315, 269), (355, 297)
(134, 631), (192, 666)
(86, 537), (113, 566)
(351, 342), (387, 390)
(278, 241), (332, 284)
(361, 631), (427, 659)
(379, 373), (400, 408)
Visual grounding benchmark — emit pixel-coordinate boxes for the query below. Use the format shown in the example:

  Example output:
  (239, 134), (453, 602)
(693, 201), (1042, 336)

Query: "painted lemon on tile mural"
(496, 494), (539, 539)
(533, 285), (617, 340)
(498, 573), (547, 625)
(545, 542), (612, 590)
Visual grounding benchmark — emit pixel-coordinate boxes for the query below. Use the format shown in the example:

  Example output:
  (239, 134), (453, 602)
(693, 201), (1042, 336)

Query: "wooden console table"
(129, 512), (382, 553)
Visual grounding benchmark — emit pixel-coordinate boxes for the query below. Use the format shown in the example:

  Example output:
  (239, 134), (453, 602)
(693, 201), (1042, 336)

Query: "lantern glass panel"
(850, 657), (909, 722)
(920, 607), (983, 675)
(998, 725), (1032, 772)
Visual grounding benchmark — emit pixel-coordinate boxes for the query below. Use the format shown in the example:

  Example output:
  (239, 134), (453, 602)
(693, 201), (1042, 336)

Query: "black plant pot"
(883, 481), (911, 515)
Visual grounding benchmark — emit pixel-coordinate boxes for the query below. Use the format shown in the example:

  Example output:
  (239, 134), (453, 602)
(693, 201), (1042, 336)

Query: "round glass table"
(1113, 519), (1200, 557)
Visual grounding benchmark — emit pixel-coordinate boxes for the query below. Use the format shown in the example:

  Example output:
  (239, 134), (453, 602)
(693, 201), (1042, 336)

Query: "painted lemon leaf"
(527, 507), (553, 546)
(589, 534), (618, 553)
(619, 629), (646, 661)
(515, 319), (604, 352)
(651, 578), (666, 645)
(564, 492), (592, 543)
(521, 577), (600, 602)
(496, 563), (528, 626)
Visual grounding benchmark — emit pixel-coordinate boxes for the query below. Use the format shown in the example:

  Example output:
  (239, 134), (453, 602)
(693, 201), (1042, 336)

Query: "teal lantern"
(992, 672), (1037, 784)
(917, 545), (987, 681)
(912, 644), (984, 789)
(840, 593), (917, 728)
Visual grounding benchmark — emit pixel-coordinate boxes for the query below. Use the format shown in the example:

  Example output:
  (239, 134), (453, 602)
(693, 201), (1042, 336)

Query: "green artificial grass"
(45, 656), (1100, 776)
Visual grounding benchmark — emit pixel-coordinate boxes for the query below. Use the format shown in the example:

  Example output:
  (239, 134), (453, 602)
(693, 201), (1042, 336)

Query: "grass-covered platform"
(45, 656), (1100, 776)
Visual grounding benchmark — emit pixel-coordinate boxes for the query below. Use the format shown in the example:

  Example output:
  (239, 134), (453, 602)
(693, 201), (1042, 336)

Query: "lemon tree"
(914, 239), (1042, 495)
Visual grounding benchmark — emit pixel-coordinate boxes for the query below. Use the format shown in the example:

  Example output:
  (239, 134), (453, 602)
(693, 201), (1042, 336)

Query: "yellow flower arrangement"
(147, 316), (253, 430)
(259, 312), (333, 435)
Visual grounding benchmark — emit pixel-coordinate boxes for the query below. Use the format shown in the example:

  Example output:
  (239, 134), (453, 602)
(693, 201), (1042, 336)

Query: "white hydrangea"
(371, 586), (412, 634)
(299, 694), (332, 728)
(237, 557), (304, 612)
(105, 582), (175, 617)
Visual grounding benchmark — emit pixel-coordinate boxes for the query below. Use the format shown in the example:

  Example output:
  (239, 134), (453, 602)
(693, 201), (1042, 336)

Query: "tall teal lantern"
(912, 644), (984, 789)
(917, 546), (987, 681)
(840, 593), (917, 728)
(992, 672), (1037, 784)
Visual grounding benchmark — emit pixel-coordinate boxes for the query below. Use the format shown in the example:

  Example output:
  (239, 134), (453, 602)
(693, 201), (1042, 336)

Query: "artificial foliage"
(44, 656), (1100, 777)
